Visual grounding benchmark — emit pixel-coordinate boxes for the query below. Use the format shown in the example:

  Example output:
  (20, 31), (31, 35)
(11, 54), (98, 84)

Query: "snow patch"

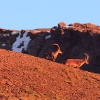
(63, 26), (75, 29)
(45, 35), (51, 39)
(3, 34), (9, 37)
(1, 44), (6, 46)
(11, 32), (19, 35)
(12, 32), (31, 52)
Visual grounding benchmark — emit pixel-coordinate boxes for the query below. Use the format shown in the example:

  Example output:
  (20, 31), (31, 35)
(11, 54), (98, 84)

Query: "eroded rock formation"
(0, 22), (100, 72)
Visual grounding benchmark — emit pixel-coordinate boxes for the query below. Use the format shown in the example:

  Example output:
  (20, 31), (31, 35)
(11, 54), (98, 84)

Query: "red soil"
(0, 49), (100, 100)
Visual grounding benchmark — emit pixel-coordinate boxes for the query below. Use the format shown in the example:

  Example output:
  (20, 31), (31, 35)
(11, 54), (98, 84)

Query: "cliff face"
(0, 22), (100, 72)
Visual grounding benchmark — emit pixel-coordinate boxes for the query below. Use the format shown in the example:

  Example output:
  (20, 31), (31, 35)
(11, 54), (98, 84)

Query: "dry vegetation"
(0, 49), (100, 100)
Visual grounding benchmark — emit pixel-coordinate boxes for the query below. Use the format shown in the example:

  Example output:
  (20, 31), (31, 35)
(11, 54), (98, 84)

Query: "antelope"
(45, 43), (62, 61)
(65, 53), (89, 68)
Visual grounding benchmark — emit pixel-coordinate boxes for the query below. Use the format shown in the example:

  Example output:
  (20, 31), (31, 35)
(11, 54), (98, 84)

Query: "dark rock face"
(0, 22), (100, 73)
(27, 35), (45, 56)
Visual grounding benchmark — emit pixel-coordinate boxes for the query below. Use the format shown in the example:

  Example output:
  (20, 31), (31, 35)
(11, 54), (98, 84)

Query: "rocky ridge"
(0, 22), (100, 73)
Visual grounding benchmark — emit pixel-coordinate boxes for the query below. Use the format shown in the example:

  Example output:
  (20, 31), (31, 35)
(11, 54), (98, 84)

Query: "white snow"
(45, 35), (51, 39)
(11, 32), (19, 35)
(63, 25), (75, 29)
(11, 31), (31, 52)
(1, 44), (6, 46)
(3, 34), (9, 37)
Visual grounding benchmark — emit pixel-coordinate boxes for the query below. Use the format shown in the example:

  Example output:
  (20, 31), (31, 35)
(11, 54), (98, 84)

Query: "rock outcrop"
(0, 22), (100, 72)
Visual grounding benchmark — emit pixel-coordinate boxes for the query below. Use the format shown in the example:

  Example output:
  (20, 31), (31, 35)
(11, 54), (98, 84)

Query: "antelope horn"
(84, 53), (89, 60)
(53, 43), (60, 49)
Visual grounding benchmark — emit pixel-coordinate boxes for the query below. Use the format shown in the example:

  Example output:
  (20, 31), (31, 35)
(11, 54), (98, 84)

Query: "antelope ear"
(83, 58), (85, 60)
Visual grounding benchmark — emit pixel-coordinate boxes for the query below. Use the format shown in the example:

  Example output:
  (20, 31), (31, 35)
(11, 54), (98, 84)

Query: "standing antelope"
(45, 43), (62, 61)
(65, 53), (89, 68)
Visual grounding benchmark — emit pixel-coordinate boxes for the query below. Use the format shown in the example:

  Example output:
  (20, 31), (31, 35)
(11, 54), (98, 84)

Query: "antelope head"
(84, 53), (89, 64)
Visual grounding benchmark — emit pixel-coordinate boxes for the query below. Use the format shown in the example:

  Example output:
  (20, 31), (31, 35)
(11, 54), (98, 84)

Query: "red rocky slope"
(0, 49), (100, 100)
